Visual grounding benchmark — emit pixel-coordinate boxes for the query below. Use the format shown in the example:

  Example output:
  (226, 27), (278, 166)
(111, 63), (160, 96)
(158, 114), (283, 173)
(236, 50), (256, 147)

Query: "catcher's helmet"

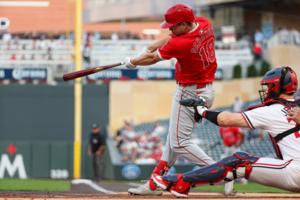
(161, 4), (195, 29)
(259, 66), (298, 103)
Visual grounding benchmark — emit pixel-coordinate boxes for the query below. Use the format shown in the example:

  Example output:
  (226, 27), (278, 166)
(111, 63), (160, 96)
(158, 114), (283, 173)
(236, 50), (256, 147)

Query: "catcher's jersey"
(157, 17), (217, 85)
(242, 103), (300, 160)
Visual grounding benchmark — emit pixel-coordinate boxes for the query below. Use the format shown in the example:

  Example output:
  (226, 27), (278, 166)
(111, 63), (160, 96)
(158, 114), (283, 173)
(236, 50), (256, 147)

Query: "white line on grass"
(71, 179), (117, 194)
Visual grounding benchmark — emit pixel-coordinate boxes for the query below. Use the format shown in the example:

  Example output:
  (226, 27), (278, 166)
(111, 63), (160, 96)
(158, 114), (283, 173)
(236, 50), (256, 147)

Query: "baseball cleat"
(128, 181), (163, 196)
(160, 174), (191, 198)
(170, 189), (189, 198)
(152, 174), (170, 190)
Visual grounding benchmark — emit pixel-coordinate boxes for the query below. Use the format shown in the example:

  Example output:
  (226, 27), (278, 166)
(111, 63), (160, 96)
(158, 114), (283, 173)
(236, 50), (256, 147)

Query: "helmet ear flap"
(280, 66), (296, 94)
(279, 67), (288, 93)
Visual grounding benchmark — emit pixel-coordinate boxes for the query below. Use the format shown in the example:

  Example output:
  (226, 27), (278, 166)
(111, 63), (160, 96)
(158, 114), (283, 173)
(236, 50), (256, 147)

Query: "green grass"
(0, 178), (71, 192)
(193, 182), (289, 193)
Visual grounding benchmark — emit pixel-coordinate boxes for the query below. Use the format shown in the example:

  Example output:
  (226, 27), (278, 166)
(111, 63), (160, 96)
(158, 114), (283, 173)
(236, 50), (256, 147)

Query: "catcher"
(152, 66), (300, 197)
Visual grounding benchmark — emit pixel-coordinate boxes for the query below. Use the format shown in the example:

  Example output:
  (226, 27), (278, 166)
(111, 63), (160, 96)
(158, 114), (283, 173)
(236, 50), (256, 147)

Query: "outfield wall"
(0, 84), (109, 179)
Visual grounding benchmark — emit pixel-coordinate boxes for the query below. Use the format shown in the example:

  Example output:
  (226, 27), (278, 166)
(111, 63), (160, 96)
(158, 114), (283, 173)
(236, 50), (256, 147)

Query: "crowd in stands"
(0, 31), (141, 41)
(0, 31), (72, 62)
(114, 120), (166, 164)
(267, 27), (300, 48)
(1, 26), (300, 83)
(113, 96), (273, 164)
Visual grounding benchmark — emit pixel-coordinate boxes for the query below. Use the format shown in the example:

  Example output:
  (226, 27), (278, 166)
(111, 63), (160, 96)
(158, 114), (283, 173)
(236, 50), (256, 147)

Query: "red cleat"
(152, 173), (171, 190)
(153, 173), (191, 198)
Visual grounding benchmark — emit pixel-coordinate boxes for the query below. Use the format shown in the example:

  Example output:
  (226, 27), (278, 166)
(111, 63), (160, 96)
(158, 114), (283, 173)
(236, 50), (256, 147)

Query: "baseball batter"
(125, 3), (232, 195)
(152, 66), (300, 197)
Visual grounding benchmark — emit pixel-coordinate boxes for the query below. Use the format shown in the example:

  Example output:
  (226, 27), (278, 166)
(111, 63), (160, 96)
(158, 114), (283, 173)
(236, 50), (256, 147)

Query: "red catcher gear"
(161, 4), (195, 29)
(160, 152), (258, 197)
(259, 66), (298, 103)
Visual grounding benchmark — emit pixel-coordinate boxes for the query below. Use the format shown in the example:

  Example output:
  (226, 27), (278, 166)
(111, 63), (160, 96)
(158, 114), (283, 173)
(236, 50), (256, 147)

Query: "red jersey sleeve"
(158, 38), (183, 60)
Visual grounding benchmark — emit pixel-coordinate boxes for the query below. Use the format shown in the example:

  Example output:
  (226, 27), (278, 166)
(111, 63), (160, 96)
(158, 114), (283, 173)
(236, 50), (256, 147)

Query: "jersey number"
(199, 38), (216, 69)
(294, 131), (300, 139)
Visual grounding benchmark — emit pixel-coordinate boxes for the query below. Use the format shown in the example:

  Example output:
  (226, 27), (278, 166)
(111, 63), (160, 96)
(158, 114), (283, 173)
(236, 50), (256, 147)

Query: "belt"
(178, 82), (211, 89)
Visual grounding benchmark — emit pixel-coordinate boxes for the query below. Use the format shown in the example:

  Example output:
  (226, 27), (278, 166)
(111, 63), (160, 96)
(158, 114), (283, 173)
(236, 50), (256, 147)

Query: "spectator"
(151, 122), (166, 137)
(121, 119), (137, 140)
(83, 44), (91, 66)
(93, 32), (102, 40)
(254, 29), (264, 44)
(10, 54), (16, 61)
(2, 31), (12, 41)
(278, 27), (290, 44)
(291, 28), (300, 45)
(111, 32), (119, 41)
(219, 126), (248, 184)
(252, 42), (263, 62)
(219, 127), (244, 158)
(88, 123), (106, 182)
(247, 128), (264, 144)
(232, 96), (244, 113)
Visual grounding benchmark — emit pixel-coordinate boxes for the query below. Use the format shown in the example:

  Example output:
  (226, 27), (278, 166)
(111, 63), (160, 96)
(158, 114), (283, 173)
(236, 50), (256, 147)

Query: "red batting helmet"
(161, 4), (195, 29)
(259, 66), (298, 103)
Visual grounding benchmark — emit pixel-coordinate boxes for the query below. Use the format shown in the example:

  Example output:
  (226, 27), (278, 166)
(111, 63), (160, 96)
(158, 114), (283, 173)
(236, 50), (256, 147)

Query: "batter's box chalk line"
(71, 179), (117, 194)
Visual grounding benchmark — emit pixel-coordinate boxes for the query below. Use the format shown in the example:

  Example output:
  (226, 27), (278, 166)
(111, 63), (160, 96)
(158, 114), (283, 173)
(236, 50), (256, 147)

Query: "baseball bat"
(63, 62), (123, 81)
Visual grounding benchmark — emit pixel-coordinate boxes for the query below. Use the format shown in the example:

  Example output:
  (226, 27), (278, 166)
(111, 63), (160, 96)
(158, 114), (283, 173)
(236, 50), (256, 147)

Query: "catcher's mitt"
(179, 98), (206, 107)
(180, 98), (206, 123)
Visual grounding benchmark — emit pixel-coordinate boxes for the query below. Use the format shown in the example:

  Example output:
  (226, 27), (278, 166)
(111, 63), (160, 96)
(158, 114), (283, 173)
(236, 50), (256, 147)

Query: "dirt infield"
(1, 181), (300, 200)
(1, 192), (300, 200)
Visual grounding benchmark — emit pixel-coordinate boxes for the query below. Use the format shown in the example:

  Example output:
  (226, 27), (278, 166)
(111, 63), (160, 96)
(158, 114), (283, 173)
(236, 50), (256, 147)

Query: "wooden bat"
(63, 62), (123, 81)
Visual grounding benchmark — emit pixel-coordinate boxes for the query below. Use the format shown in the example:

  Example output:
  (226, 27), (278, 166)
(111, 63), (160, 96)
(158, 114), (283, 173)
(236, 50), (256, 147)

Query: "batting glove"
(123, 57), (137, 69)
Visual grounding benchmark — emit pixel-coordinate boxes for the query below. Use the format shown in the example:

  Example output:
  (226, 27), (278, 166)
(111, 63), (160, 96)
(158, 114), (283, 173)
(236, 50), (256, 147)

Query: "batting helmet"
(161, 4), (195, 29)
(259, 66), (298, 102)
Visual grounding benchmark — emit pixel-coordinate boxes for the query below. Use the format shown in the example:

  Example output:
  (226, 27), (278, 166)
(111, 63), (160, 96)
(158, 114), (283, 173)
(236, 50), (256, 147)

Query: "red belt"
(178, 82), (211, 89)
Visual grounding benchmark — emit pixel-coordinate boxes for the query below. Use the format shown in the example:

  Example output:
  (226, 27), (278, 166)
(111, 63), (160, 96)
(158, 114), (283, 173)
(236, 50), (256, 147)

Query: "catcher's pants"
(161, 84), (215, 167)
(237, 157), (300, 192)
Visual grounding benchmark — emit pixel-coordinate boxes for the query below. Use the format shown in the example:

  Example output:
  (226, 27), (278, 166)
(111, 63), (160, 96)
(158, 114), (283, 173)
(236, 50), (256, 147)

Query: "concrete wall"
(109, 78), (261, 132)
(267, 45), (300, 76)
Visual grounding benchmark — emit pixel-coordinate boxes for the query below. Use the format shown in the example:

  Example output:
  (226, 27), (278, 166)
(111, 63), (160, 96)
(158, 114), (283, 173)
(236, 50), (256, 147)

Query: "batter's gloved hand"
(123, 57), (137, 69)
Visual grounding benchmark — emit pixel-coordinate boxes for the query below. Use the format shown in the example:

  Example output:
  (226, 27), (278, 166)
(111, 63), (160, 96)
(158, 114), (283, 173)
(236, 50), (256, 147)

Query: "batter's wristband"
(203, 111), (221, 125)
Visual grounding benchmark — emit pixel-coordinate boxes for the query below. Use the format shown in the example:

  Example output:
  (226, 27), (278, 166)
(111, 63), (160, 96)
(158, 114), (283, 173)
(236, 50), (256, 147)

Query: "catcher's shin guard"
(149, 160), (170, 190)
(182, 152), (258, 184)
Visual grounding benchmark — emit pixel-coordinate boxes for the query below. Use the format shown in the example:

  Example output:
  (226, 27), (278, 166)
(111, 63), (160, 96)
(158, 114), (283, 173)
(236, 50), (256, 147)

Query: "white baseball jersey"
(239, 103), (300, 192)
(242, 103), (300, 160)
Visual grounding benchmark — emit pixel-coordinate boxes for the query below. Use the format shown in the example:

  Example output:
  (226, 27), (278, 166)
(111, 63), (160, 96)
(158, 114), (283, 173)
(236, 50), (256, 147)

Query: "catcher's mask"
(259, 66), (298, 103)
